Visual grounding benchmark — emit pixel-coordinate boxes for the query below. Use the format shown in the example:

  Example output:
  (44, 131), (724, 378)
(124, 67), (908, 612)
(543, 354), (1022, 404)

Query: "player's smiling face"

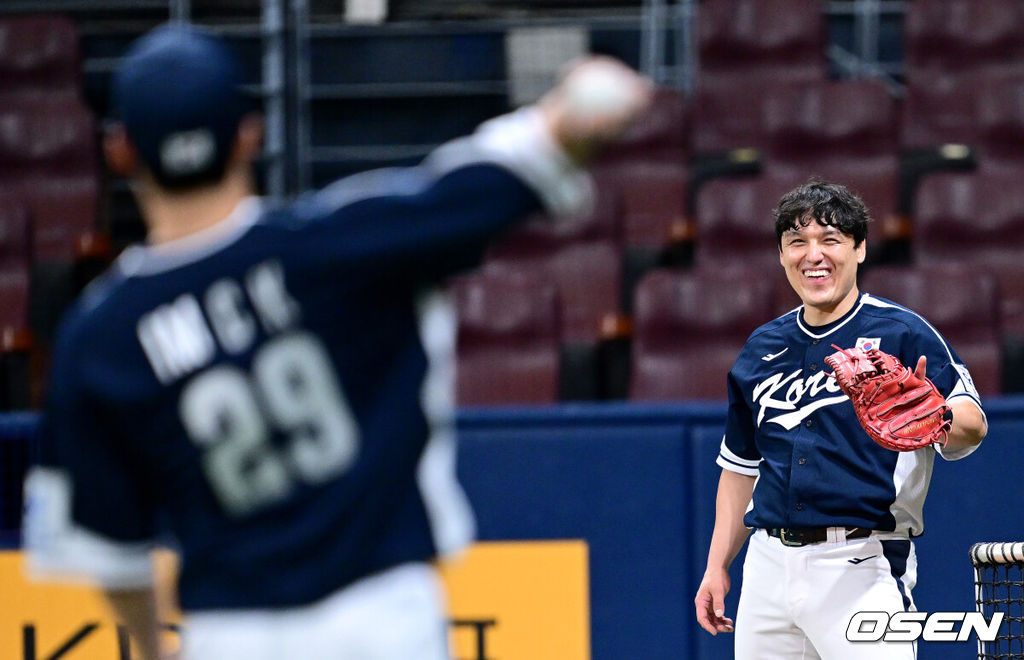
(779, 219), (865, 324)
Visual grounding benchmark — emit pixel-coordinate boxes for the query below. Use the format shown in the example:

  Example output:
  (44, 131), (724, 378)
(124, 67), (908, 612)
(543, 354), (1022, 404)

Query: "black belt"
(767, 526), (871, 547)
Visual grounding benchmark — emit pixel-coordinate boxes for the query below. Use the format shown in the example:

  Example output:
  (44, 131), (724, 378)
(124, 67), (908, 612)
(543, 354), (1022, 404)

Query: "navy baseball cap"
(113, 24), (249, 189)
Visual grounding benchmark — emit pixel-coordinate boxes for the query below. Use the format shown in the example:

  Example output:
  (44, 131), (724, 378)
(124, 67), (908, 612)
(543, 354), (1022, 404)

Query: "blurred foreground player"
(694, 181), (988, 659)
(21, 24), (651, 660)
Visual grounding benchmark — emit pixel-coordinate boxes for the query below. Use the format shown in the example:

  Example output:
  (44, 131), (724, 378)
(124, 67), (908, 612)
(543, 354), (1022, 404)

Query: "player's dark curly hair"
(774, 179), (871, 248)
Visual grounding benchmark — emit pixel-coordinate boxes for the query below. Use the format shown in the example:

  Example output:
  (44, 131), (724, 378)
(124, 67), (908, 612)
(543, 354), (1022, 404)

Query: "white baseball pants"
(181, 562), (450, 660)
(735, 529), (918, 660)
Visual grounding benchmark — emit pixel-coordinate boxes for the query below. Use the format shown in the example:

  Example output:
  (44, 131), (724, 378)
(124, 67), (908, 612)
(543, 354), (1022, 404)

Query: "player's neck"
(140, 169), (255, 245)
(802, 287), (861, 327)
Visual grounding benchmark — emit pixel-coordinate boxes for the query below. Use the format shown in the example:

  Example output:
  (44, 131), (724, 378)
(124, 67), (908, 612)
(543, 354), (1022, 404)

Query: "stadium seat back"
(698, 0), (826, 79)
(905, 0), (1024, 76)
(0, 15), (81, 94)
(630, 267), (776, 400)
(452, 269), (561, 406)
(860, 264), (1001, 395)
(763, 79), (898, 161)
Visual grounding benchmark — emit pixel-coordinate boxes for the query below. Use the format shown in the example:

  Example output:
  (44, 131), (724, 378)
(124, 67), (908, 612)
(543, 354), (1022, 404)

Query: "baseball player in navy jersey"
(694, 181), (988, 659)
(19, 24), (651, 660)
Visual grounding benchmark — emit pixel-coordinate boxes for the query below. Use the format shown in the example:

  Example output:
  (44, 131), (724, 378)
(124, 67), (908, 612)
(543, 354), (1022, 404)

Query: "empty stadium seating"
(901, 72), (985, 152)
(0, 97), (104, 346)
(630, 267), (776, 401)
(451, 268), (561, 406)
(904, 0), (1024, 79)
(590, 86), (693, 289)
(486, 198), (624, 347)
(975, 75), (1024, 170)
(860, 264), (1001, 396)
(0, 203), (34, 410)
(485, 203), (627, 400)
(0, 15), (81, 99)
(695, 78), (903, 270)
(913, 171), (1024, 342)
(693, 0), (828, 158)
(0, 204), (32, 345)
(694, 175), (780, 270)
(697, 0), (827, 89)
(901, 0), (1024, 197)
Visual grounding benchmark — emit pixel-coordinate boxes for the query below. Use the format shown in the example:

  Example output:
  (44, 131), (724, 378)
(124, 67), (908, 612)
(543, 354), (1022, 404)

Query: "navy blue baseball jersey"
(718, 292), (985, 537)
(23, 109), (592, 610)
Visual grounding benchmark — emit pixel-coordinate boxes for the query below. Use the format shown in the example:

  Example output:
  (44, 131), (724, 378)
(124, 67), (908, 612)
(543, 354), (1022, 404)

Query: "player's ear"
(102, 123), (140, 177)
(855, 239), (867, 264)
(233, 112), (264, 162)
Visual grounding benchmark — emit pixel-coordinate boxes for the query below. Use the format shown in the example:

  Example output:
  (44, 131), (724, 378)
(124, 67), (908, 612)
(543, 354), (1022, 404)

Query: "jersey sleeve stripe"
(717, 454), (760, 476)
(719, 437), (760, 467)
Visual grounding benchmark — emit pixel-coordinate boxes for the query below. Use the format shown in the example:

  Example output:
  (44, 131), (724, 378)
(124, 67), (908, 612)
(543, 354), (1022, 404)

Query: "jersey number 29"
(180, 332), (359, 516)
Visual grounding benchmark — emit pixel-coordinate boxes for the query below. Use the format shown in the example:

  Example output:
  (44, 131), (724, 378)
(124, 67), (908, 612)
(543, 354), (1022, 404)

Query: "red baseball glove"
(824, 345), (952, 451)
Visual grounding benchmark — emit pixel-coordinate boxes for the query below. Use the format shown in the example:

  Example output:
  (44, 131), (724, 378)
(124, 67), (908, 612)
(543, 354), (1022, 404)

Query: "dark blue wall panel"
(458, 404), (696, 660)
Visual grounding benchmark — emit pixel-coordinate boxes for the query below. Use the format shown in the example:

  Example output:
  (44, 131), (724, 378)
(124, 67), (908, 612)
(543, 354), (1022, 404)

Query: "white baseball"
(562, 59), (644, 120)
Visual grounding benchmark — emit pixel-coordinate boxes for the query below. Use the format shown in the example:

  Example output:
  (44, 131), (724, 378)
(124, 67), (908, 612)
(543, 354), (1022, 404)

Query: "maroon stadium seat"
(975, 75), (1024, 169)
(901, 72), (984, 152)
(695, 175), (781, 270)
(0, 15), (81, 97)
(0, 204), (32, 342)
(903, 71), (1024, 161)
(763, 79), (899, 165)
(589, 87), (692, 294)
(591, 160), (688, 252)
(690, 78), (776, 156)
(451, 268), (561, 406)
(0, 98), (101, 260)
(630, 267), (776, 401)
(693, 0), (826, 155)
(698, 0), (827, 86)
(860, 264), (1001, 396)
(904, 0), (1024, 79)
(486, 196), (625, 348)
(0, 203), (35, 409)
(913, 171), (1024, 339)
(487, 236), (623, 347)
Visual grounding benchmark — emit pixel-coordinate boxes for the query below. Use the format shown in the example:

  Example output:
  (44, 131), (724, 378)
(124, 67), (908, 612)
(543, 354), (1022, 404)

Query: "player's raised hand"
(695, 567), (735, 635)
(539, 56), (653, 164)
